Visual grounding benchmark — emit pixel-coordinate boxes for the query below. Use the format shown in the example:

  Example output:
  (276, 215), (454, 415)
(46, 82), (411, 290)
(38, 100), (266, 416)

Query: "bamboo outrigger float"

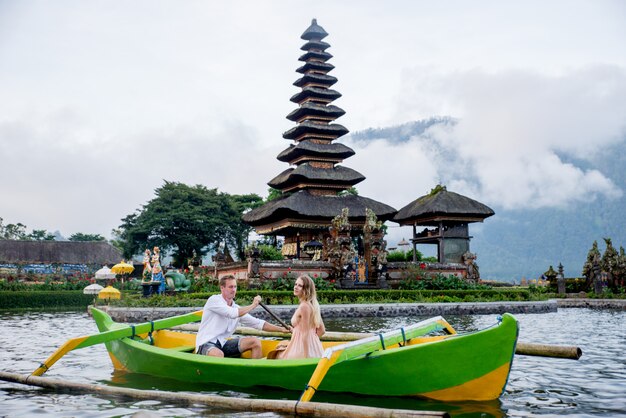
(34, 308), (520, 402)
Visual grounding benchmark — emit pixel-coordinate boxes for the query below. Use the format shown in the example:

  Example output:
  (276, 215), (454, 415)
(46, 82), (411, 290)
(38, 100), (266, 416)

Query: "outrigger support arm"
(299, 316), (457, 402)
(32, 309), (203, 376)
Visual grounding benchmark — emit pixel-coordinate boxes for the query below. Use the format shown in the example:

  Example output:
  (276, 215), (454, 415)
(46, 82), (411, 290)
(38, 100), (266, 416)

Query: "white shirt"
(195, 294), (265, 351)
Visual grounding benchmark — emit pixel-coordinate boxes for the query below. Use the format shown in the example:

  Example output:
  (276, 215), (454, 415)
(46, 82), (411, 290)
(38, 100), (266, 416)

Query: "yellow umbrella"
(111, 261), (134, 290)
(98, 285), (121, 300)
(111, 261), (135, 275)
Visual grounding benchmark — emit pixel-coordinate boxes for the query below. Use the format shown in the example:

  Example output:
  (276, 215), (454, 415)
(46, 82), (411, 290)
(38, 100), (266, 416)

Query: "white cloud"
(1, 1), (625, 237)
(386, 66), (626, 209)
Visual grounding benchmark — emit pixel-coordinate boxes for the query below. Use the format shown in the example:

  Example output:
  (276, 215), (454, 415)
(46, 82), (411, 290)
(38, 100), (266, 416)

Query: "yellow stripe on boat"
(419, 362), (513, 401)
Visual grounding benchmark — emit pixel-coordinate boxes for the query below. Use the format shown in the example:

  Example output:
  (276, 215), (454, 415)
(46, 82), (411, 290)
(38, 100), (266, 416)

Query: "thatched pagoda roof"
(301, 18), (328, 40)
(296, 61), (335, 75)
(394, 187), (495, 225)
(286, 103), (345, 122)
(293, 73), (338, 88)
(0, 240), (122, 265)
(268, 164), (365, 190)
(301, 40), (330, 51)
(290, 86), (341, 103)
(242, 190), (397, 227)
(282, 121), (348, 140)
(277, 142), (355, 162)
(299, 50), (333, 62)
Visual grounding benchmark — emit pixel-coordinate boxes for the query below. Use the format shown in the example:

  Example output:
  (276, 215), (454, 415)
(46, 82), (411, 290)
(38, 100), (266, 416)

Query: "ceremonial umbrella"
(94, 266), (116, 280)
(111, 261), (135, 290)
(111, 261), (135, 275)
(83, 282), (104, 305)
(98, 285), (121, 300)
(83, 283), (104, 295)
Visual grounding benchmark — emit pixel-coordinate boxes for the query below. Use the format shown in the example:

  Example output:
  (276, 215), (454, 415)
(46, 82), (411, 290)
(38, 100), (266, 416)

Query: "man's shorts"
(198, 339), (241, 357)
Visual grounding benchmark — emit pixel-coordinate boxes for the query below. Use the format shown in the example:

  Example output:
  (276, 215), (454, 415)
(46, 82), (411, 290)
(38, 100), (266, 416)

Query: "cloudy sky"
(1, 1), (625, 244)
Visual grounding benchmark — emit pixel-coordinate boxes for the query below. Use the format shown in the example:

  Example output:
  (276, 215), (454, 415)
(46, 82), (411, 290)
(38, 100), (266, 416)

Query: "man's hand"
(284, 325), (293, 333)
(252, 295), (262, 306)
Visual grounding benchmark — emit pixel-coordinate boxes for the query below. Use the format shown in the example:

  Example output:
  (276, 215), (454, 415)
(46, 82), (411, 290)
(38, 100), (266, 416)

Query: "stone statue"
(151, 246), (166, 294)
(377, 248), (389, 289)
(463, 251), (480, 282)
(247, 246), (260, 278)
(142, 249), (152, 283)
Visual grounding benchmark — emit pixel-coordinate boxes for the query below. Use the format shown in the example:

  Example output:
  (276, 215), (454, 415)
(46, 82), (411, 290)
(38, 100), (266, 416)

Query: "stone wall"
(97, 300), (558, 323)
(215, 259), (468, 288)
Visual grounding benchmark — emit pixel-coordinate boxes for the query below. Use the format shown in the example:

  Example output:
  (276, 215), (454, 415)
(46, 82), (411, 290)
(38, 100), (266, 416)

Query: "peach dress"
(280, 301), (324, 359)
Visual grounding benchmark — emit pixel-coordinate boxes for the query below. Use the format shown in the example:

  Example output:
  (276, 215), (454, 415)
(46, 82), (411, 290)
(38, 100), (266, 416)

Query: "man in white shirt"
(196, 275), (290, 358)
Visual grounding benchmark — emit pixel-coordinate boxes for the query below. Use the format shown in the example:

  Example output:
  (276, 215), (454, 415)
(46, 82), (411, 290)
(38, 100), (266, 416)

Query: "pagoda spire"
(242, 20), (396, 240)
(269, 19), (364, 195)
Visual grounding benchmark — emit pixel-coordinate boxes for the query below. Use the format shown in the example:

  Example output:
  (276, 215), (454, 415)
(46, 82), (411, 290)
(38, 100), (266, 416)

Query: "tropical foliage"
(0, 217), (55, 241)
(113, 181), (262, 267)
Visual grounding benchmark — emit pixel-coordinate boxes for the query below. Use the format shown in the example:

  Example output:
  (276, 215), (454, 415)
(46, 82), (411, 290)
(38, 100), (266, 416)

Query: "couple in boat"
(195, 274), (325, 359)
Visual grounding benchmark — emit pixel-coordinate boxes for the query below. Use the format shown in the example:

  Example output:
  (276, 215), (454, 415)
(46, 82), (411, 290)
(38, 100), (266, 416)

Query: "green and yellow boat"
(84, 308), (518, 401)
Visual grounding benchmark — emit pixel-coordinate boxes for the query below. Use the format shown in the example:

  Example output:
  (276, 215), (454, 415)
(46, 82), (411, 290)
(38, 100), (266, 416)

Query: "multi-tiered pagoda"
(243, 19), (396, 257)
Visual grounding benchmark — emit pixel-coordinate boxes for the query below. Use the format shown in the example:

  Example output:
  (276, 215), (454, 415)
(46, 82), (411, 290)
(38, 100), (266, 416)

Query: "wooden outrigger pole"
(0, 371), (449, 418)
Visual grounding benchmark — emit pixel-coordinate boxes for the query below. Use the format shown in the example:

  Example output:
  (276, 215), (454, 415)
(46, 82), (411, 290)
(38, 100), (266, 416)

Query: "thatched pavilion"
(243, 19), (396, 258)
(0, 240), (122, 274)
(393, 185), (494, 264)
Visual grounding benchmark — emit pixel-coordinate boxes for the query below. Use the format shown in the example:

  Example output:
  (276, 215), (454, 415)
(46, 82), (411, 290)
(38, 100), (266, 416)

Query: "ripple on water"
(1, 307), (624, 417)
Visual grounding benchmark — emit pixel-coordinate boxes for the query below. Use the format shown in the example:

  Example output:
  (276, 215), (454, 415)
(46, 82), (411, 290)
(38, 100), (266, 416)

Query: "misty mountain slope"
(351, 120), (626, 281)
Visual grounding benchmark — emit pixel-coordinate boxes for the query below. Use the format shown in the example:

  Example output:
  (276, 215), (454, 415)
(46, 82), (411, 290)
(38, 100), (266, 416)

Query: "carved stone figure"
(247, 246), (260, 278)
(151, 246), (165, 294)
(142, 249), (152, 283)
(462, 251), (480, 282)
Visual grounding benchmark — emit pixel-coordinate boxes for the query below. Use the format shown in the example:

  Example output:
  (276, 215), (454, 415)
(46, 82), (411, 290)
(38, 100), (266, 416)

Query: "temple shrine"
(394, 185), (494, 269)
(243, 19), (396, 263)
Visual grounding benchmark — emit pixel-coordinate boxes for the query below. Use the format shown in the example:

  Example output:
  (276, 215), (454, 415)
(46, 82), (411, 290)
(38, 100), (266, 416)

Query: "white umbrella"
(83, 283), (104, 295)
(95, 266), (116, 280)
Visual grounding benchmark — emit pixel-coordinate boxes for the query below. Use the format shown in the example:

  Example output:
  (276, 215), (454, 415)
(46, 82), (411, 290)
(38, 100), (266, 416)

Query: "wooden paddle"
(299, 316), (456, 402)
(31, 308), (203, 376)
(258, 301), (291, 330)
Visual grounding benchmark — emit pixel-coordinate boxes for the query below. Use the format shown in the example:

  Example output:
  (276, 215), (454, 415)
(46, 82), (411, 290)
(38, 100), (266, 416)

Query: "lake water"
(0, 307), (624, 417)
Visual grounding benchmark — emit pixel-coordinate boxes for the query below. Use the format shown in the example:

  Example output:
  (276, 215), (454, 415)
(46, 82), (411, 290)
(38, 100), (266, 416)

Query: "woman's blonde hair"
(297, 275), (322, 328)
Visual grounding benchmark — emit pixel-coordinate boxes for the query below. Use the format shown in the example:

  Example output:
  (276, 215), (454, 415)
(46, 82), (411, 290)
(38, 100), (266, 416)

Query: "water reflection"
(1, 308), (624, 417)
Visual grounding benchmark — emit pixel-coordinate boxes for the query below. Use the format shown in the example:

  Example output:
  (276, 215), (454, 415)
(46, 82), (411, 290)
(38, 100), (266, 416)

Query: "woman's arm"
(316, 321), (326, 337)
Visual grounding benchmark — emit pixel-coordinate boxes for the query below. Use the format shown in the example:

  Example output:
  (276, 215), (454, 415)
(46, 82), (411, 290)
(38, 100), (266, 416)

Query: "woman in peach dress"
(276, 275), (325, 359)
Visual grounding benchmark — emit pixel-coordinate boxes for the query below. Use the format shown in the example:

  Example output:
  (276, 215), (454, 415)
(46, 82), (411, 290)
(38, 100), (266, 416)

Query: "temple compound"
(236, 20), (493, 287)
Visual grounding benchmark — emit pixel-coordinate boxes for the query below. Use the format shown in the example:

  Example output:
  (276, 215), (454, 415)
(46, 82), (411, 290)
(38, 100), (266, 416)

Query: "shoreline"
(95, 299), (625, 323)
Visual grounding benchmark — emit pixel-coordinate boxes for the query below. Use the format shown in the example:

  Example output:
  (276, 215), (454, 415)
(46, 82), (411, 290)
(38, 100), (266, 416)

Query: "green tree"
(27, 229), (56, 241)
(601, 238), (619, 291)
(266, 187), (283, 202)
(338, 187), (359, 196)
(0, 217), (27, 240)
(229, 193), (264, 259)
(116, 181), (261, 267)
(69, 233), (106, 241)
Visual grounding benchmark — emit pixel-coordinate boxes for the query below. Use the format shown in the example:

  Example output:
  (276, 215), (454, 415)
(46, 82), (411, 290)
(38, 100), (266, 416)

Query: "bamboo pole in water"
(0, 371), (447, 418)
(173, 326), (582, 359)
(515, 342), (582, 360)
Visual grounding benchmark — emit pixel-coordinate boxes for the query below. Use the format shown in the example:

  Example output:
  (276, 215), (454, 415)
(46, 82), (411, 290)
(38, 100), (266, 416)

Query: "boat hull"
(92, 308), (518, 401)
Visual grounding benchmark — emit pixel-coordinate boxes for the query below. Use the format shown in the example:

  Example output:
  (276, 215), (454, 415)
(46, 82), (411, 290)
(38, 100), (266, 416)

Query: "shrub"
(0, 291), (94, 309)
(257, 245), (284, 261)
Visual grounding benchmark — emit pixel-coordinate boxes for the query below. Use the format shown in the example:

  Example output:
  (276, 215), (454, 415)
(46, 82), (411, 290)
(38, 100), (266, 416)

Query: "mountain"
(351, 119), (626, 282)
